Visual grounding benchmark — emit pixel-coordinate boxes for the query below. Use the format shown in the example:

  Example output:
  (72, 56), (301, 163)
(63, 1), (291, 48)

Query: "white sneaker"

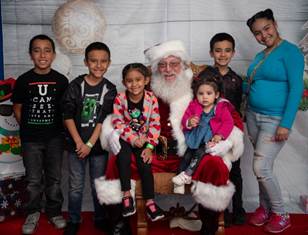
(172, 171), (192, 186)
(22, 212), (40, 234)
(49, 215), (66, 229)
(173, 184), (185, 194)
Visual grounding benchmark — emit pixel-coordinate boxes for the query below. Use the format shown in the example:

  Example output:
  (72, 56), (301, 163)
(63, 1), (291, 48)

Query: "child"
(172, 76), (235, 193)
(208, 33), (246, 226)
(11, 34), (68, 234)
(62, 42), (117, 235)
(112, 63), (164, 222)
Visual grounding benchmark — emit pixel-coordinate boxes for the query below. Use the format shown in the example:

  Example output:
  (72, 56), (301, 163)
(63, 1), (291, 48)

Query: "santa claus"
(96, 40), (244, 235)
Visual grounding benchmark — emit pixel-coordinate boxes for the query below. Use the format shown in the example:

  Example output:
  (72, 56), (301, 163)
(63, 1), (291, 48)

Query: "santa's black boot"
(105, 204), (132, 235)
(199, 204), (220, 235)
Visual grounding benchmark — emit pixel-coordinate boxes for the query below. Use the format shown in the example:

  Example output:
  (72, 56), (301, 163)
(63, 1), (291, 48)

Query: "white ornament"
(52, 0), (107, 54)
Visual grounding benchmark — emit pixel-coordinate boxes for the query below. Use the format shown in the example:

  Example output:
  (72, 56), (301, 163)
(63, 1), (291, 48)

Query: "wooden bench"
(135, 172), (225, 235)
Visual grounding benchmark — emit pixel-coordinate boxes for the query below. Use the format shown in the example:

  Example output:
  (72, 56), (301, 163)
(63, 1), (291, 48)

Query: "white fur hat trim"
(144, 40), (190, 64)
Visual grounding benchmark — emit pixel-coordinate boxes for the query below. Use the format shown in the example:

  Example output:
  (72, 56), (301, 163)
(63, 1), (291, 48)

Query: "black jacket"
(202, 66), (243, 113)
(62, 75), (117, 152)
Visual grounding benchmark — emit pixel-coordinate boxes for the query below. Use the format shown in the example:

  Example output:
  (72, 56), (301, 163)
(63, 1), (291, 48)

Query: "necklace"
(264, 39), (283, 55)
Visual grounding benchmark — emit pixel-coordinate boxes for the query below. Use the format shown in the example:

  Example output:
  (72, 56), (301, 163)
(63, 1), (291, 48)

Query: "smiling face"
(157, 55), (183, 82)
(30, 39), (55, 74)
(251, 18), (280, 49)
(210, 40), (235, 68)
(84, 49), (111, 80)
(123, 69), (149, 101)
(196, 84), (219, 112)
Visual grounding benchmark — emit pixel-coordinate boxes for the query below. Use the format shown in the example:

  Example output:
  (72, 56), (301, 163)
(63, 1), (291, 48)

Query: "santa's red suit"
(96, 79), (244, 213)
(95, 40), (244, 234)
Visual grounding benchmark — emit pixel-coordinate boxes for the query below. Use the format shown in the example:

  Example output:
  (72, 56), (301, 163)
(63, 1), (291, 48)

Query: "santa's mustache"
(161, 72), (177, 77)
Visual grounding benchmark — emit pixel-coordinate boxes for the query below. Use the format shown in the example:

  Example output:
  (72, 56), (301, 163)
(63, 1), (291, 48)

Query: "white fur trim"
(144, 40), (190, 64)
(222, 157), (232, 171)
(169, 93), (193, 156)
(95, 176), (136, 205)
(191, 180), (235, 211)
(223, 126), (244, 162)
(100, 115), (113, 151)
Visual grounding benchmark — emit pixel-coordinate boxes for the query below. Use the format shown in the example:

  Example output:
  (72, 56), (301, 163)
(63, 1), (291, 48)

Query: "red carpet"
(0, 212), (307, 235)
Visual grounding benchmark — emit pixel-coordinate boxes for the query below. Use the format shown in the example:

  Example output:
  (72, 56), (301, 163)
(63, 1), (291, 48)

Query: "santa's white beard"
(151, 68), (193, 103)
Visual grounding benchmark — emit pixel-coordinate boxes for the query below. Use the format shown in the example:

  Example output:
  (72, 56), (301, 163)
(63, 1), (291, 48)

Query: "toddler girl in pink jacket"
(172, 76), (235, 192)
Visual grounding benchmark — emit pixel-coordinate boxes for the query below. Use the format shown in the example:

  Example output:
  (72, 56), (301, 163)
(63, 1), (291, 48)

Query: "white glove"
(206, 139), (232, 157)
(108, 130), (121, 155)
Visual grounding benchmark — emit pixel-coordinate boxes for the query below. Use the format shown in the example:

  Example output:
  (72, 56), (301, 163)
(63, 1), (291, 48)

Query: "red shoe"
(264, 213), (291, 233)
(249, 206), (269, 226)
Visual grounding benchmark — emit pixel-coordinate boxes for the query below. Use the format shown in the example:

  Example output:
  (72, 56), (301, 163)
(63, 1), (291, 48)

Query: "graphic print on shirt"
(28, 81), (56, 125)
(128, 107), (145, 132)
(81, 93), (100, 128)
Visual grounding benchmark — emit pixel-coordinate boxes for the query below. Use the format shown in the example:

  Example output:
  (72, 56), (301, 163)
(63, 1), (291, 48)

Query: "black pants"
(229, 158), (244, 213)
(178, 146), (205, 176)
(116, 139), (154, 199)
(105, 204), (132, 235)
(199, 205), (219, 235)
(22, 135), (64, 218)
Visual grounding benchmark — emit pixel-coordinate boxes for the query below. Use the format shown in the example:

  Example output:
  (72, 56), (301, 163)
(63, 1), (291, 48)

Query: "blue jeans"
(22, 135), (64, 218)
(246, 109), (286, 214)
(67, 151), (108, 223)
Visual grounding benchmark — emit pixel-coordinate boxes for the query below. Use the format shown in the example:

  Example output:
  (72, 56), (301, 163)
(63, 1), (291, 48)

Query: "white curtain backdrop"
(2, 0), (308, 212)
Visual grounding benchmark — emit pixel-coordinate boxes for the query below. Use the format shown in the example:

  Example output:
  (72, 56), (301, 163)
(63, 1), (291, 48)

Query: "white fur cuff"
(100, 115), (113, 151)
(191, 180), (235, 211)
(95, 176), (136, 205)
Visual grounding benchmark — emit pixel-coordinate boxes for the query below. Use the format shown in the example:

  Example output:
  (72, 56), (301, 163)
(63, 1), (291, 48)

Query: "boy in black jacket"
(206, 32), (246, 226)
(62, 42), (117, 235)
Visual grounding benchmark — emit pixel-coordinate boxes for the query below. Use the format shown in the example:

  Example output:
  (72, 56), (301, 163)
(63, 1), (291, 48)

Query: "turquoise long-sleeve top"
(247, 40), (304, 129)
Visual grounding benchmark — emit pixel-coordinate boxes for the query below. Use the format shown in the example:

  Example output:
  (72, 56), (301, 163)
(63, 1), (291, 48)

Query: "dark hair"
(122, 63), (151, 81)
(29, 34), (55, 54)
(246, 9), (275, 31)
(192, 66), (222, 97)
(85, 42), (111, 61)
(210, 33), (235, 51)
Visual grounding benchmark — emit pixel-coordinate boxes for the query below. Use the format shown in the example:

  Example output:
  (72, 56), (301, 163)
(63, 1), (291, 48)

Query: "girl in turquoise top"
(246, 9), (304, 234)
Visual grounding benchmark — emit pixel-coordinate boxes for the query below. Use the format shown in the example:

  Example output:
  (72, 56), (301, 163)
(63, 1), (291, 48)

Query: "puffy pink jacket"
(181, 98), (234, 140)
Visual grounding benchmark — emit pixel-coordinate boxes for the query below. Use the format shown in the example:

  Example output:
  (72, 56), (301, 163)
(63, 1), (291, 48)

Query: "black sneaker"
(63, 222), (80, 235)
(146, 203), (165, 222)
(122, 196), (136, 217)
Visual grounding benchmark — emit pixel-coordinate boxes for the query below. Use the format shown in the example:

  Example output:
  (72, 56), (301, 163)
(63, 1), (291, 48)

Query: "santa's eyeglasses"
(0, 104), (13, 116)
(157, 61), (181, 69)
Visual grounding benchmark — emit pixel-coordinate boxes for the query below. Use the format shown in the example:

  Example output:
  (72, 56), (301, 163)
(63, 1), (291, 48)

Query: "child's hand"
(206, 141), (216, 148)
(188, 116), (199, 128)
(75, 142), (91, 159)
(212, 135), (223, 143)
(134, 138), (143, 148)
(141, 148), (153, 164)
(134, 136), (146, 148)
